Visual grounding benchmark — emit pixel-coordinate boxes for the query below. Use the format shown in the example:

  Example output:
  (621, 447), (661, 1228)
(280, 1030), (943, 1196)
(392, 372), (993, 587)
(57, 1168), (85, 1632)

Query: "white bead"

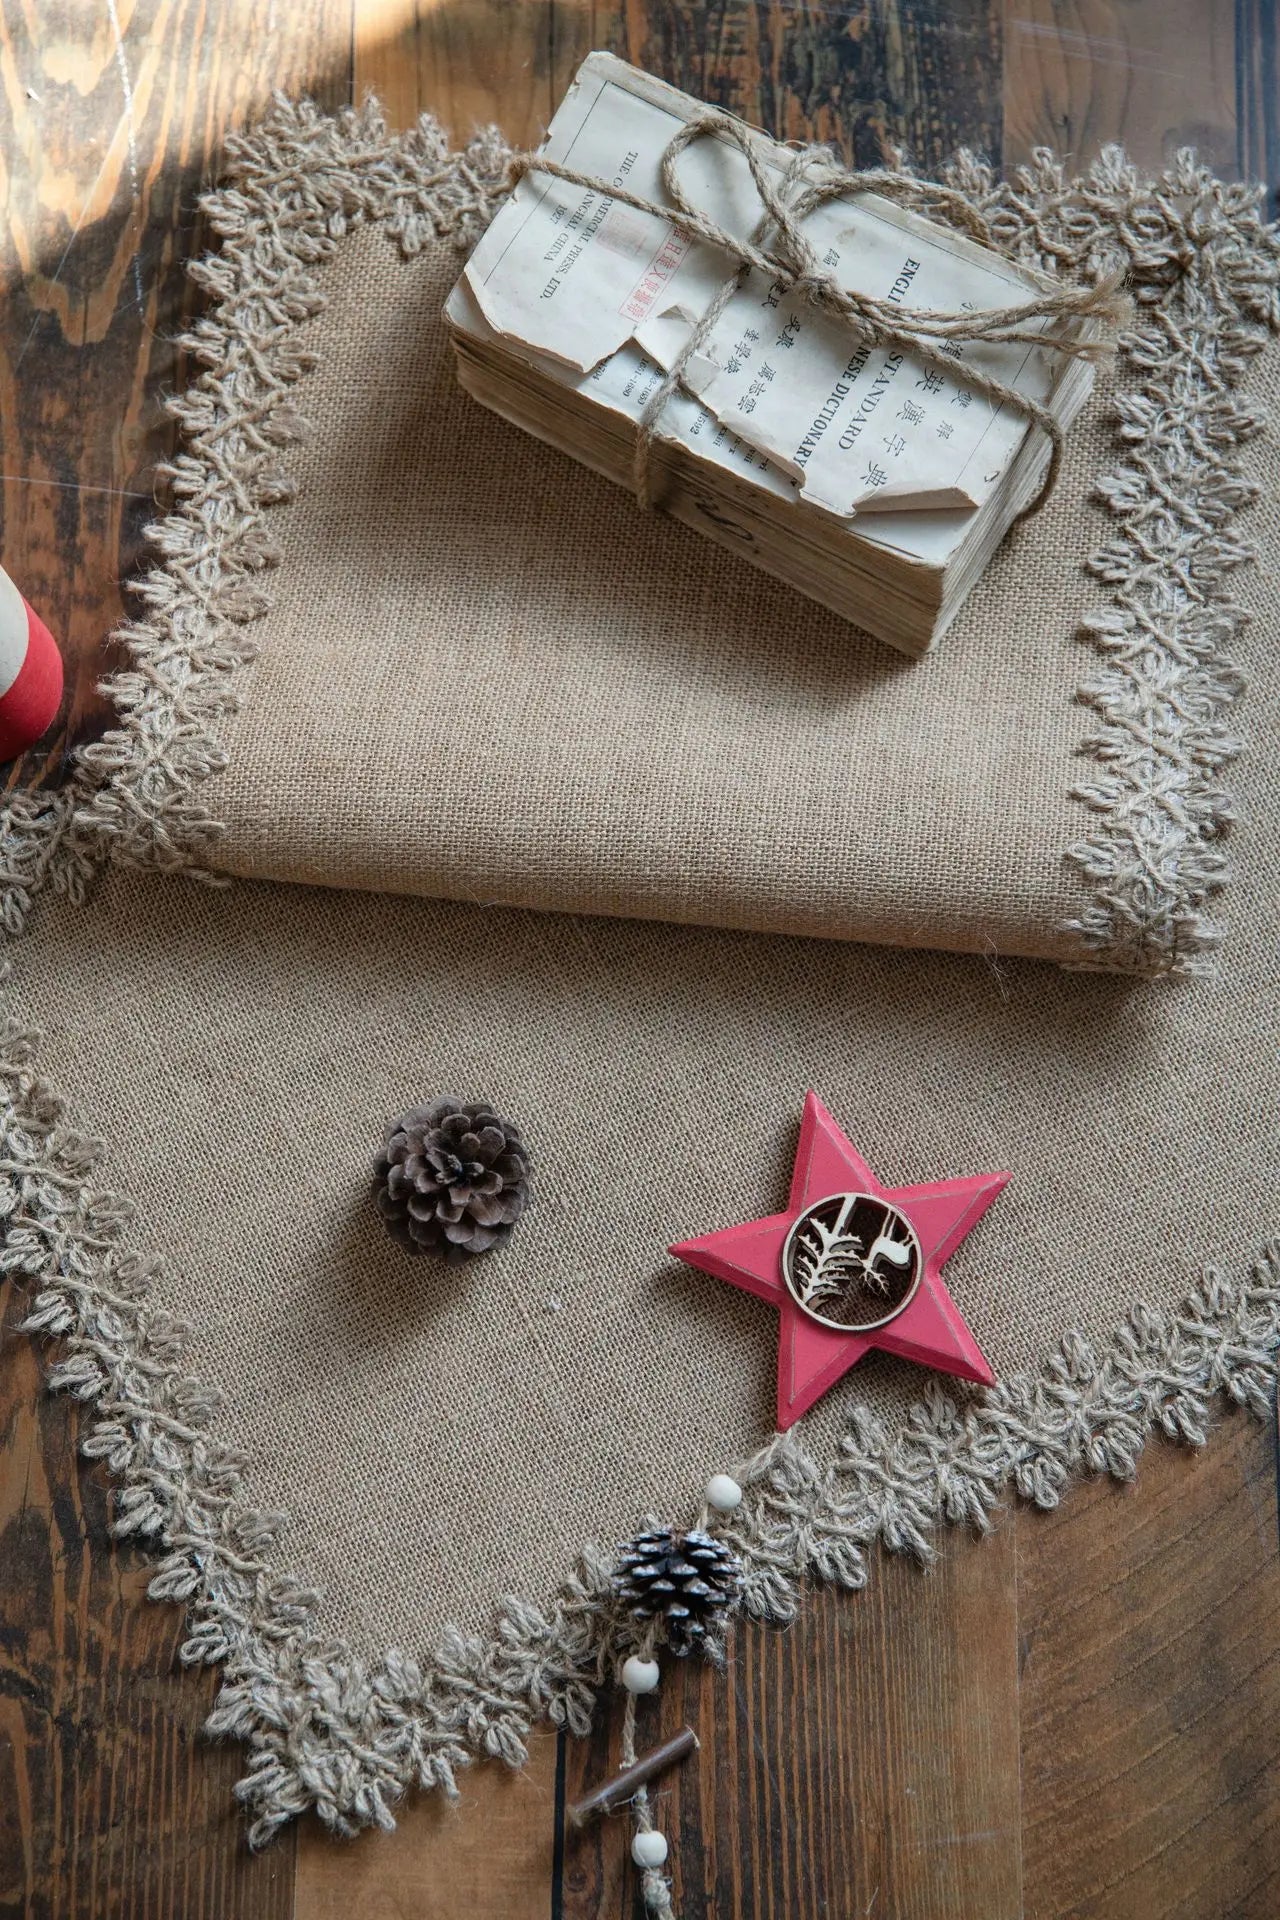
(621, 1655), (660, 1694)
(705, 1472), (743, 1512)
(632, 1829), (669, 1869)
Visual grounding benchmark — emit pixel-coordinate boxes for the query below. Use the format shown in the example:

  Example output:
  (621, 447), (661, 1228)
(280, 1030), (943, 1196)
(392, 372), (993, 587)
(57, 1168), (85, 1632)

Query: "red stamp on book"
(620, 229), (692, 323)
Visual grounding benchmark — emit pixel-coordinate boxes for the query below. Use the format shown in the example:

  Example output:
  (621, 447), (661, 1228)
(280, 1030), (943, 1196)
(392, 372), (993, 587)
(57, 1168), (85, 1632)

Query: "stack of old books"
(446, 53), (1101, 657)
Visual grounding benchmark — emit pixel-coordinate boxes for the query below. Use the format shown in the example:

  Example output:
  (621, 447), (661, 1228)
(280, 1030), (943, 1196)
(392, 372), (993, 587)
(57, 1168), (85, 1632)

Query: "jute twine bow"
(507, 114), (1131, 519)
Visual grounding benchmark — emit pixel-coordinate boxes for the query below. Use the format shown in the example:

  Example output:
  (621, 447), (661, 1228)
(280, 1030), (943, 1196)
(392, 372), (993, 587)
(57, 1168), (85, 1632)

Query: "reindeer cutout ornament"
(670, 1092), (1008, 1429)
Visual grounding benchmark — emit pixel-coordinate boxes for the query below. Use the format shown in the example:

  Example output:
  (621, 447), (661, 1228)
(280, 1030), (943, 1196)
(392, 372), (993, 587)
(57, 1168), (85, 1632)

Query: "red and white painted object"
(0, 564), (64, 760)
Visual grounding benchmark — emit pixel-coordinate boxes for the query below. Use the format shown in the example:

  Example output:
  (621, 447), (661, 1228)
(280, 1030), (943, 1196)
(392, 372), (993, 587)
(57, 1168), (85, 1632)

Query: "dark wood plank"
(602, 0), (1004, 167)
(1002, 0), (1238, 177)
(0, 0), (353, 793)
(354, 0), (593, 149)
(0, 1281), (296, 1920)
(1018, 1415), (1280, 1920)
(561, 1523), (1022, 1920)
(1236, 0), (1280, 202)
(293, 1735), (559, 1917)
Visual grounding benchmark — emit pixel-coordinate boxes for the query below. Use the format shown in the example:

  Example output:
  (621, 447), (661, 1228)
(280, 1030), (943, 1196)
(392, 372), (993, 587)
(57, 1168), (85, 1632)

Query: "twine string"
(615, 1627), (677, 1920)
(507, 112), (1130, 518)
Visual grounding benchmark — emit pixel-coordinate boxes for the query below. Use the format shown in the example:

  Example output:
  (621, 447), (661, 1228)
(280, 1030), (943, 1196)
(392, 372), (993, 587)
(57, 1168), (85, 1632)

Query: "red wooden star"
(669, 1092), (1009, 1430)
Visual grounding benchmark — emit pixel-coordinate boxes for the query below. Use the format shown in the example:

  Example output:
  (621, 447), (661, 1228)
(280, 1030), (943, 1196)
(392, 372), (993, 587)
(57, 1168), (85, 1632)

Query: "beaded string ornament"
(580, 1470), (748, 1917)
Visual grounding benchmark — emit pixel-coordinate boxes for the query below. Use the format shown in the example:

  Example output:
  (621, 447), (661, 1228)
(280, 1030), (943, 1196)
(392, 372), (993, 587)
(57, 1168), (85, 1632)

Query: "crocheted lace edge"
(944, 147), (1280, 974)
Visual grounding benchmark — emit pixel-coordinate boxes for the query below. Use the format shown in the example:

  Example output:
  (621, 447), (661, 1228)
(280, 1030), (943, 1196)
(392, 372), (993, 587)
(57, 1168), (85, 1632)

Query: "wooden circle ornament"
(781, 1191), (922, 1331)
(669, 1091), (1010, 1430)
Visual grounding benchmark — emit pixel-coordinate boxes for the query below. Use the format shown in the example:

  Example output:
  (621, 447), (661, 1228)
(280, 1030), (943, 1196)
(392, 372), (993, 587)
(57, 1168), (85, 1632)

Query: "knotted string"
(619, 1678), (677, 1920)
(507, 114), (1130, 519)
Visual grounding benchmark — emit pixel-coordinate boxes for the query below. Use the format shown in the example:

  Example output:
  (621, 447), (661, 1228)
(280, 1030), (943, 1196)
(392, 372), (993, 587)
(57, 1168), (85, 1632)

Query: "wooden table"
(1, 6), (1277, 1915)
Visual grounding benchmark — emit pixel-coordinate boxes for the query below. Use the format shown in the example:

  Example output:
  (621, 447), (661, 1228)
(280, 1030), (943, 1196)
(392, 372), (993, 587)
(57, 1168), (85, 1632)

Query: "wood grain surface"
(0, 1281), (296, 1920)
(559, 1512), (1022, 1917)
(1, 3), (1277, 1916)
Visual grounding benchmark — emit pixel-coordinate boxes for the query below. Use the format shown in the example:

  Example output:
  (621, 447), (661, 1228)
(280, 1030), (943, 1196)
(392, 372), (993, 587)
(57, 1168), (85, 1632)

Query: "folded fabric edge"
(3, 981), (1277, 1845)
(34, 92), (1276, 980)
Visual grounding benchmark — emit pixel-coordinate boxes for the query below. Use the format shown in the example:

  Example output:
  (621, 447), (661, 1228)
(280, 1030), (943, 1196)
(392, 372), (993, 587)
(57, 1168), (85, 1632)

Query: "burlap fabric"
(207, 215), (1100, 965)
(2, 103), (1277, 1844)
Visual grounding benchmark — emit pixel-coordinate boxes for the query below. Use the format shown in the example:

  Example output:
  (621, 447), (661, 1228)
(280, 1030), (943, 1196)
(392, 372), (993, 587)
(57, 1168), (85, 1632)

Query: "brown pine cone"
(375, 1099), (531, 1260)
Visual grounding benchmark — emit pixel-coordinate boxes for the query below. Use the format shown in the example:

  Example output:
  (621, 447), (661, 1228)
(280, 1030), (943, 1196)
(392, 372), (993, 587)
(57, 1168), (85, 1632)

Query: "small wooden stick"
(567, 1727), (699, 1829)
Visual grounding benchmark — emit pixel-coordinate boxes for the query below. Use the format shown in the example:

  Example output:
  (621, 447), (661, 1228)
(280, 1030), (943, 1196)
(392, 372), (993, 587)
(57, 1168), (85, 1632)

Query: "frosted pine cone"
(612, 1526), (744, 1654)
(375, 1099), (531, 1259)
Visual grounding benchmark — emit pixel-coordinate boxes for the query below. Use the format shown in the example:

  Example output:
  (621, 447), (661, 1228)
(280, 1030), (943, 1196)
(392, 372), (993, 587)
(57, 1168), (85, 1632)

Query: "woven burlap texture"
(3, 103), (1277, 1847)
(206, 214), (1100, 963)
(17, 783), (1280, 1656)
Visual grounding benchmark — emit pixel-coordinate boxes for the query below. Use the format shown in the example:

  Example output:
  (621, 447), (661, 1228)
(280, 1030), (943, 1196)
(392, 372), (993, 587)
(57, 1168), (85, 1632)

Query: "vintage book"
(447, 53), (1099, 655)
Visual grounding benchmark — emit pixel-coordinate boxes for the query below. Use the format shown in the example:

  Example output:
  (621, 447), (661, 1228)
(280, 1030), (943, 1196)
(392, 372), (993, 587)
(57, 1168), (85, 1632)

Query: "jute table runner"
(2, 101), (1277, 1844)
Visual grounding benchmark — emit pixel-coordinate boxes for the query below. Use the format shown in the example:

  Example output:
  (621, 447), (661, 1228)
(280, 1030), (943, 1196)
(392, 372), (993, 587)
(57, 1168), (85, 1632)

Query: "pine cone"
(375, 1098), (531, 1259)
(612, 1526), (744, 1654)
